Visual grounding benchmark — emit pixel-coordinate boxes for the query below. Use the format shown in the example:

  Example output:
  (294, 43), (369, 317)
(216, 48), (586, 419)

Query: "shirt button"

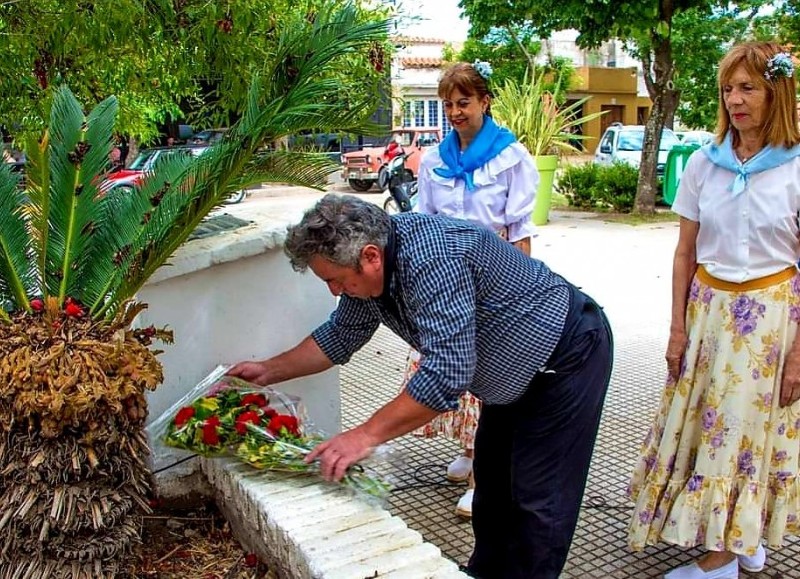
(742, 211), (748, 216)
(741, 239), (747, 244)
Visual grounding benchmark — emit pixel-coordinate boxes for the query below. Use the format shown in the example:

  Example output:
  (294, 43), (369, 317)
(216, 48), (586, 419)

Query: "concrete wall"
(140, 215), (340, 477)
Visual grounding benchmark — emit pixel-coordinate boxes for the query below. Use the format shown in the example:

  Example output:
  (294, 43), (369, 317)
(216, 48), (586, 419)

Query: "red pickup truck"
(341, 127), (441, 192)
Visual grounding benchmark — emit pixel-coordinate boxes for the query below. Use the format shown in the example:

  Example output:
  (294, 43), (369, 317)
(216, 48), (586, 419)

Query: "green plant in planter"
(492, 68), (604, 157)
(0, 4), (387, 577)
(493, 68), (606, 224)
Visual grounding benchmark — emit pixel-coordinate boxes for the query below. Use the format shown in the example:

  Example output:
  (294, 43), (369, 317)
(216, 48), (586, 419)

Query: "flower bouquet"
(149, 366), (392, 501)
(236, 425), (392, 499)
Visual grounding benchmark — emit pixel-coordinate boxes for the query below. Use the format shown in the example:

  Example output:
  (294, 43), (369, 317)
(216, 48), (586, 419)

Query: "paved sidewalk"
(339, 211), (800, 578)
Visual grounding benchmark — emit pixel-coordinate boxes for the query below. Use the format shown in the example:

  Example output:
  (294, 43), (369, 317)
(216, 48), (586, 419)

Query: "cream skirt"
(628, 267), (800, 555)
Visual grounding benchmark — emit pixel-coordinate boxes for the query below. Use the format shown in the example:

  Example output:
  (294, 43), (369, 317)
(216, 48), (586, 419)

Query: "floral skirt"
(400, 349), (481, 451)
(628, 267), (800, 555)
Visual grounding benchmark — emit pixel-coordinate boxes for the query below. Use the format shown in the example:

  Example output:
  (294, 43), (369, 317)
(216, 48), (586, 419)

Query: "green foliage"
(457, 27), (542, 89)
(0, 0), (392, 143)
(644, 3), (760, 130)
(492, 69), (606, 156)
(0, 3), (389, 322)
(555, 162), (600, 209)
(554, 161), (638, 212)
(593, 161), (639, 212)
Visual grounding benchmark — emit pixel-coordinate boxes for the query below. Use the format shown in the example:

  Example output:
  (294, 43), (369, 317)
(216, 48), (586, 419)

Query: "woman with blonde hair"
(629, 41), (800, 579)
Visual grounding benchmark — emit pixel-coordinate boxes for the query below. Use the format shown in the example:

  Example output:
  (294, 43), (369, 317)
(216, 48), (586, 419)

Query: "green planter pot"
(533, 155), (558, 226)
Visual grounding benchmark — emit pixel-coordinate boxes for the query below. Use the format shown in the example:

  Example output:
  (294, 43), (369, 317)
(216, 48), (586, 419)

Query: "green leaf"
(0, 164), (32, 318)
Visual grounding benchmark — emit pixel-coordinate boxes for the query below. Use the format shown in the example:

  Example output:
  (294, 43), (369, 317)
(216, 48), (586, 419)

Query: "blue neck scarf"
(433, 116), (517, 191)
(701, 131), (800, 196)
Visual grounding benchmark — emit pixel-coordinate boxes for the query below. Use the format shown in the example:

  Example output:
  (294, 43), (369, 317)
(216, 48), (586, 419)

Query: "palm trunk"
(0, 302), (163, 578)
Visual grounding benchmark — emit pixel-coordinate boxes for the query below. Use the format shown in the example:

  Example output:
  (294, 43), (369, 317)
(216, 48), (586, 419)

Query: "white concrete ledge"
(202, 457), (467, 579)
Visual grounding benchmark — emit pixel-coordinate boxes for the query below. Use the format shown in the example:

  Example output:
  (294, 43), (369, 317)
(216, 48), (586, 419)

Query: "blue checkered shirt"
(311, 213), (572, 411)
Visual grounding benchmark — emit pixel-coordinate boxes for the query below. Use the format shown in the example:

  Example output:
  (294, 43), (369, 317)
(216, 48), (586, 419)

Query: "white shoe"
(738, 544), (766, 573)
(446, 456), (473, 482)
(664, 559), (738, 579)
(455, 488), (473, 518)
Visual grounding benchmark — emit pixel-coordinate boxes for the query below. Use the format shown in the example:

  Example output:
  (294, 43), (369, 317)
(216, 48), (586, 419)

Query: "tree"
(651, 3), (764, 131)
(0, 3), (389, 575)
(460, 0), (768, 214)
(455, 27), (542, 88)
(0, 0), (392, 143)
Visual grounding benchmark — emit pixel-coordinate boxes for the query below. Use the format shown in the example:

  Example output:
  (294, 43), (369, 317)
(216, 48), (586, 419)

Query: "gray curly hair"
(284, 194), (390, 272)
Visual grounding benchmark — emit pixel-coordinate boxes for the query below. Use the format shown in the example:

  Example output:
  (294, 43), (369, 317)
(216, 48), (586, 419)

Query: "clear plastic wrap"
(148, 365), (392, 501)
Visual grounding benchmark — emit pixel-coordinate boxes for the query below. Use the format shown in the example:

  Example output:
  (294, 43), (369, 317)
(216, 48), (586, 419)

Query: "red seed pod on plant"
(30, 298), (44, 312)
(64, 301), (83, 318)
(244, 553), (259, 568)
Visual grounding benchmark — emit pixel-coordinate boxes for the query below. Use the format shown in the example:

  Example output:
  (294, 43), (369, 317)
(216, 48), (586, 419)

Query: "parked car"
(676, 130), (715, 147)
(102, 144), (247, 203)
(190, 128), (228, 145)
(594, 123), (681, 175)
(341, 127), (441, 192)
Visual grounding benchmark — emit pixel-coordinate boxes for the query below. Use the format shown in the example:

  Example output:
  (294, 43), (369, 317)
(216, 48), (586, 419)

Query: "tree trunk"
(634, 1), (680, 215)
(0, 307), (162, 577)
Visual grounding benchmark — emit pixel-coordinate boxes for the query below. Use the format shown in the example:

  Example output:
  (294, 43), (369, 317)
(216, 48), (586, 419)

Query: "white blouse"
(415, 142), (538, 243)
(672, 151), (800, 282)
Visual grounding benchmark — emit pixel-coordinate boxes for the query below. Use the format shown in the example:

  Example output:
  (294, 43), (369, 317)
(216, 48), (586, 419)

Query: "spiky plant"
(0, 4), (388, 577)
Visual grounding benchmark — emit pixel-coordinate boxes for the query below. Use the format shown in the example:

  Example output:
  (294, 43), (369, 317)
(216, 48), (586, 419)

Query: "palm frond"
(24, 132), (52, 288)
(231, 151), (338, 191)
(0, 164), (34, 319)
(95, 4), (389, 317)
(43, 88), (119, 302)
(67, 96), (120, 299)
(89, 152), (197, 317)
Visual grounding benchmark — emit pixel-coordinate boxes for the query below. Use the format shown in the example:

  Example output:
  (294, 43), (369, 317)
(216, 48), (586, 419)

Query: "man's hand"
(226, 337), (335, 387)
(780, 349), (800, 407)
(227, 361), (271, 385)
(305, 427), (377, 482)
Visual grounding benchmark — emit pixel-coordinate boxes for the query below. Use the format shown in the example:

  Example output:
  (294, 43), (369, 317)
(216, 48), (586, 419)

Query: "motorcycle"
(379, 152), (417, 214)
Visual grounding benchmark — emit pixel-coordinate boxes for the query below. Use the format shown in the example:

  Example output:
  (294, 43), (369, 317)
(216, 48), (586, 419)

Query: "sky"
(397, 0), (470, 42)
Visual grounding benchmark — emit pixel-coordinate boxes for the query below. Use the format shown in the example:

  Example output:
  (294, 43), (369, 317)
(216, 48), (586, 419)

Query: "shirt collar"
(381, 220), (397, 300)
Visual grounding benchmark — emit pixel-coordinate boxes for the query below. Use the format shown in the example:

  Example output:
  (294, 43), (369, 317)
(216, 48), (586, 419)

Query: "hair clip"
(472, 60), (493, 81)
(764, 52), (794, 81)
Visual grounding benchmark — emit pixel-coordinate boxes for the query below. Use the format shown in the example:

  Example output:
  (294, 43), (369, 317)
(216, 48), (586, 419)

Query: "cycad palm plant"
(0, 4), (388, 577)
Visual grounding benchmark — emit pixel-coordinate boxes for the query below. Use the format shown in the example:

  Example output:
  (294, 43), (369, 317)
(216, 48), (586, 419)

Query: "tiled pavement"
(338, 212), (800, 578)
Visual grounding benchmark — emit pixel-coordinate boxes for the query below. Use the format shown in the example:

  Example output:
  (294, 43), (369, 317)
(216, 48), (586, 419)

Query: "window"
(428, 100), (439, 127)
(414, 101), (425, 126)
(442, 107), (452, 137)
(402, 102), (411, 127)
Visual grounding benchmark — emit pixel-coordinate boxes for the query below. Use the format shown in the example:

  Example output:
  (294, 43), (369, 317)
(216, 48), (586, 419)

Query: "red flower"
(263, 407), (277, 418)
(174, 407), (195, 428)
(241, 393), (268, 408)
(202, 416), (222, 446)
(235, 410), (261, 435)
(267, 414), (299, 437)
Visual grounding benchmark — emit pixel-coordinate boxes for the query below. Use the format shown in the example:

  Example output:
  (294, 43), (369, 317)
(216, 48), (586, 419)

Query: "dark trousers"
(466, 289), (613, 579)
